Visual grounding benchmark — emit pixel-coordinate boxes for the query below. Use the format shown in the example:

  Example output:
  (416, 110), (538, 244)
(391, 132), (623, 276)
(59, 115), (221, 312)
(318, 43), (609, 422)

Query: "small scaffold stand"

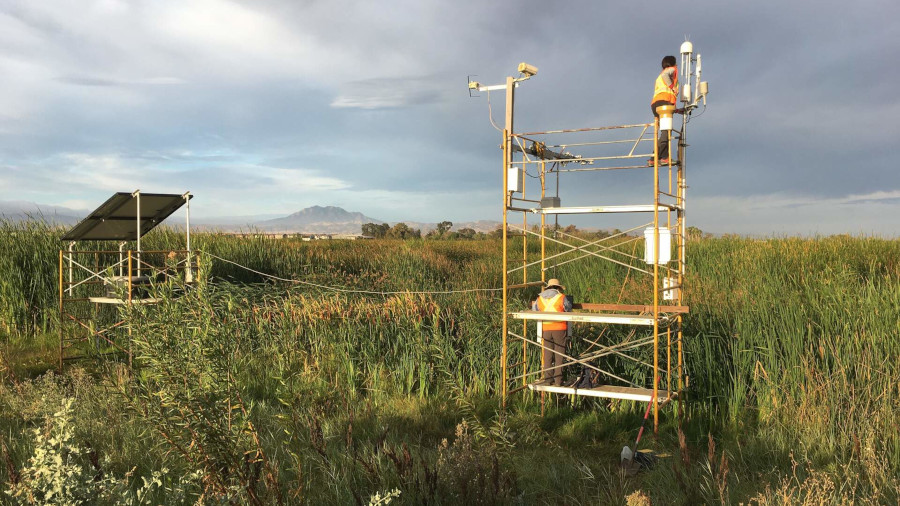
(471, 43), (708, 431)
(58, 190), (195, 369)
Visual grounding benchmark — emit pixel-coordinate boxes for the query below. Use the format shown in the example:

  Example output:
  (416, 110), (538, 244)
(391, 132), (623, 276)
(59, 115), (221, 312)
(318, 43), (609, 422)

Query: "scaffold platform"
(527, 383), (675, 403)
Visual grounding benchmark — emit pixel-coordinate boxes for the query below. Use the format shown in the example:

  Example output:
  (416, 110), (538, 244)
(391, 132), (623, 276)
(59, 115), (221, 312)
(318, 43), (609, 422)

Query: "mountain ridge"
(255, 205), (384, 232)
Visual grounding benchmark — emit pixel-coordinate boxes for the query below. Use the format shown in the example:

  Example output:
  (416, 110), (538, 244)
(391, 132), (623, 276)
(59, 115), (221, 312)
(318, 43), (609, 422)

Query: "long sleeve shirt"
(660, 67), (676, 88)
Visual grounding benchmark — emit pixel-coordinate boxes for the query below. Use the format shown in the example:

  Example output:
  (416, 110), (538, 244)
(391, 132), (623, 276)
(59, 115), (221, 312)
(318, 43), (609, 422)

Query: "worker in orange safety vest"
(650, 55), (685, 165)
(532, 278), (573, 386)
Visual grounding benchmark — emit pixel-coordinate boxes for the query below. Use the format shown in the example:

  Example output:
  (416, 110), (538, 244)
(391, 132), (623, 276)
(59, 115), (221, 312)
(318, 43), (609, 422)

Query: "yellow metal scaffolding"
(476, 51), (706, 431)
(500, 120), (688, 431)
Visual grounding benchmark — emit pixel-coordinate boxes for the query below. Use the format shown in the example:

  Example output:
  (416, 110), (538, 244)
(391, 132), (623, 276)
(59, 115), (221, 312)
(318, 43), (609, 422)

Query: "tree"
(457, 228), (476, 240)
(436, 221), (453, 235)
(686, 226), (706, 239)
(389, 222), (410, 239)
(388, 222), (421, 240)
(361, 222), (389, 238)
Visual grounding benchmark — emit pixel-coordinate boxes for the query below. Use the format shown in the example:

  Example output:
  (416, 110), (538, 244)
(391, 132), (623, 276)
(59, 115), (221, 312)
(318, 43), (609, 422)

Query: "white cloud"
(732, 190), (900, 210)
(692, 190), (900, 236)
(323, 187), (496, 222)
(1, 150), (350, 212)
(330, 77), (447, 110)
(0, 54), (55, 120)
(1, 0), (898, 235)
(262, 167), (350, 192)
(56, 75), (187, 86)
(59, 199), (94, 210)
(151, 0), (322, 80)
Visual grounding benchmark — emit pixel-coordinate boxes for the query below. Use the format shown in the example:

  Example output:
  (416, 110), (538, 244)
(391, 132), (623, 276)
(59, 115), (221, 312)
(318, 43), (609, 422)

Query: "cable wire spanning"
(203, 251), (504, 296)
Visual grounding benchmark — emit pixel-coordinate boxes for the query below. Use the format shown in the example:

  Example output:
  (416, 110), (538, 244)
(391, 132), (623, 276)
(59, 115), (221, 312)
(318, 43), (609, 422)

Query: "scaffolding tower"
(58, 190), (195, 369)
(472, 45), (707, 431)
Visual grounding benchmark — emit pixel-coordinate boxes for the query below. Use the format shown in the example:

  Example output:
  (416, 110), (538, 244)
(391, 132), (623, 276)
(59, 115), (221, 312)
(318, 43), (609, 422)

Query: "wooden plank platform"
(509, 310), (655, 326)
(88, 297), (161, 305)
(528, 383), (673, 402)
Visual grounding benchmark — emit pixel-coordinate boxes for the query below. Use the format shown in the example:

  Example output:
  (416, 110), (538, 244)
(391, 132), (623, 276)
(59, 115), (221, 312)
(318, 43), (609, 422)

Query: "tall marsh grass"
(1, 222), (898, 502)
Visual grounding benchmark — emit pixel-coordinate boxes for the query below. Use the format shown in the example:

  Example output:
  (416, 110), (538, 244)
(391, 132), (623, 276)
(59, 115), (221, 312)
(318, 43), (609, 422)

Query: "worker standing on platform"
(650, 55), (684, 165)
(533, 278), (573, 386)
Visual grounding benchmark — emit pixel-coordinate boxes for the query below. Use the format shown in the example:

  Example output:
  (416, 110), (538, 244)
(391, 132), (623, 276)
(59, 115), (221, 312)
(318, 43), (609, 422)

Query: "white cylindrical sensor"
(657, 104), (675, 131)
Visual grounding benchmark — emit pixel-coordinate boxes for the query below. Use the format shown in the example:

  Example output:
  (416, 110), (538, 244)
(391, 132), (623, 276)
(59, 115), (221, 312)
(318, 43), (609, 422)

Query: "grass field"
(1, 220), (898, 504)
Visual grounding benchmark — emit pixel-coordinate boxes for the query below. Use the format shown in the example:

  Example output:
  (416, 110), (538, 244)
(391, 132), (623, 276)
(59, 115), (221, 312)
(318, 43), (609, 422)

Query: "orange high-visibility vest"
(537, 293), (568, 331)
(652, 67), (678, 105)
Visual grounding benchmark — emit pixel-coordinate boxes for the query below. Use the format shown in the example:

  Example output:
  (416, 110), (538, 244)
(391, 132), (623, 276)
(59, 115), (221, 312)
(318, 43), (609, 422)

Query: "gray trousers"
(541, 329), (568, 385)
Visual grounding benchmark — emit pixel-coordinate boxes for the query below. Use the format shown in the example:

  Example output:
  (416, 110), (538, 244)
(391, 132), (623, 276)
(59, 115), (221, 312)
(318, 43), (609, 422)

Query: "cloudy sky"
(0, 0), (896, 235)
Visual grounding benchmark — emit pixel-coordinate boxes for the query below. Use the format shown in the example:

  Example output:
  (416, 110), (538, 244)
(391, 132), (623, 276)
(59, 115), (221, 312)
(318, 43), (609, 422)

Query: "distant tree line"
(425, 221), (484, 240)
(361, 221), (494, 240)
(360, 222), (684, 241)
(361, 222), (421, 239)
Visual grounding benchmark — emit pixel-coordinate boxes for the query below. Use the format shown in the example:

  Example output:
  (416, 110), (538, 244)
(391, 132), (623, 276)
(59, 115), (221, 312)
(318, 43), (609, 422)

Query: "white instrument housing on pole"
(644, 227), (672, 265)
(507, 167), (523, 193)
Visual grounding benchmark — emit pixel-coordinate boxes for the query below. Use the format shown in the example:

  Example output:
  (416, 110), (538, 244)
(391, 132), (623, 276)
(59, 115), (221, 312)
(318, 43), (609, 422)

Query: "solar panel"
(61, 192), (191, 241)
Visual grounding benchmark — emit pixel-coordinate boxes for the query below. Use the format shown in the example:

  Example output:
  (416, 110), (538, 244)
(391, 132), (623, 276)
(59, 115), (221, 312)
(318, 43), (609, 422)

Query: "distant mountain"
(254, 205), (385, 234)
(0, 201), (86, 225)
